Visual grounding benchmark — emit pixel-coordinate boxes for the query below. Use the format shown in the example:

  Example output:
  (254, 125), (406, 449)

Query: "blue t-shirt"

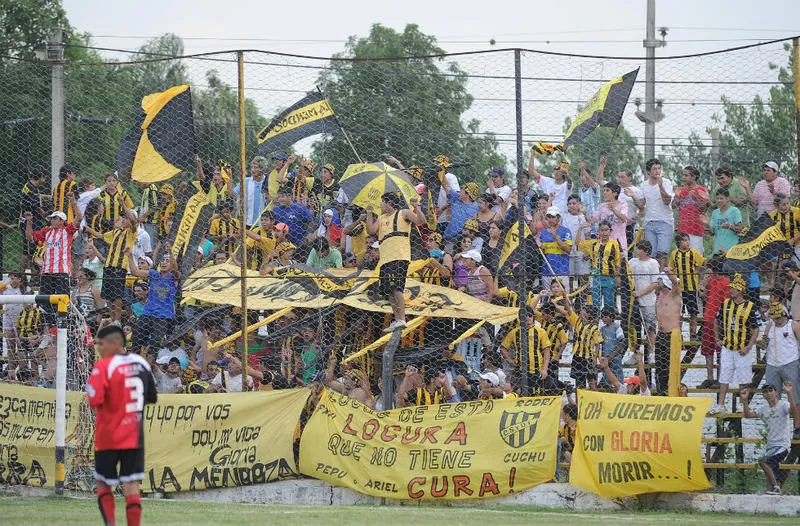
(142, 269), (177, 319)
(580, 185), (601, 234)
(443, 190), (479, 240)
(539, 226), (572, 276)
(274, 202), (313, 246)
(710, 205), (742, 254)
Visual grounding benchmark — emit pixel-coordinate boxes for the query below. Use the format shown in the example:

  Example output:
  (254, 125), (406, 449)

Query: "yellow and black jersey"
(669, 248), (705, 292)
(158, 200), (176, 238)
(97, 189), (134, 230)
(416, 263), (452, 289)
(770, 206), (800, 245)
(567, 311), (603, 360)
(541, 318), (569, 352)
(210, 216), (241, 255)
(102, 227), (137, 269)
(500, 325), (552, 374)
(89, 214), (105, 236)
(52, 179), (77, 223)
(717, 298), (761, 351)
(16, 307), (41, 337)
(408, 387), (445, 406)
(280, 336), (301, 379)
(559, 423), (576, 452)
(349, 223), (368, 262)
(245, 226), (276, 271)
(578, 239), (621, 276)
(141, 184), (159, 224)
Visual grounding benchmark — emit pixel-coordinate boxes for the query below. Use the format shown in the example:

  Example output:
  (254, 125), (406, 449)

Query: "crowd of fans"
(1, 148), (799, 491)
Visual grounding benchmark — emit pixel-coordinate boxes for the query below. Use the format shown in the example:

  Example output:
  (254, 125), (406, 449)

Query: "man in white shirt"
(486, 166), (512, 215)
(640, 158), (675, 265)
(235, 156), (269, 226)
(629, 240), (660, 355)
(618, 168), (645, 247)
(132, 214), (153, 261)
(154, 357), (184, 393)
(206, 357), (262, 393)
(761, 304), (800, 404)
(529, 153), (570, 214)
(433, 154), (460, 232)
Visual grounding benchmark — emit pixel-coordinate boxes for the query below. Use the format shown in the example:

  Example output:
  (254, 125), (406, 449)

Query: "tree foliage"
(312, 24), (504, 184)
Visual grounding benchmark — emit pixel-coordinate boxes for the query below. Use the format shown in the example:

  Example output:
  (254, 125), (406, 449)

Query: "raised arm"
(124, 247), (149, 278)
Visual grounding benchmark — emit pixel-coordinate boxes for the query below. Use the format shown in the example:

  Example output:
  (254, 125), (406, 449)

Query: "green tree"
(130, 33), (189, 99)
(716, 42), (797, 183)
(311, 24), (503, 184)
(660, 132), (717, 188)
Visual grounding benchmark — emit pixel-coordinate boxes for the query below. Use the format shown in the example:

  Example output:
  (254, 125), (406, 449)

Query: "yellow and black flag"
(256, 92), (340, 155)
(562, 68), (639, 149)
(724, 213), (791, 272)
(116, 84), (197, 184)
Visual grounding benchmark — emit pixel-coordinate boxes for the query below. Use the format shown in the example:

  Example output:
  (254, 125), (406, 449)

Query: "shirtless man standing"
(655, 267), (682, 395)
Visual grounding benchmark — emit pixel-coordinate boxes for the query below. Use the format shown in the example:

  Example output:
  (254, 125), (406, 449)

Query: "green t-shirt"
(306, 247), (343, 270)
(301, 344), (318, 384)
(725, 180), (750, 225)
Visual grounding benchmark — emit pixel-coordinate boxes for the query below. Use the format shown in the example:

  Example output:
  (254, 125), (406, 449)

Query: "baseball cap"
(344, 252), (357, 264)
(782, 260), (799, 271)
(762, 383), (777, 392)
(370, 241), (380, 249)
(138, 256), (154, 267)
(490, 166), (505, 177)
(656, 274), (672, 289)
(324, 209), (334, 217)
(272, 152), (289, 161)
(479, 371), (500, 387)
(275, 223), (289, 232)
(546, 206), (561, 217)
(764, 161), (780, 172)
(48, 211), (67, 221)
(624, 376), (641, 386)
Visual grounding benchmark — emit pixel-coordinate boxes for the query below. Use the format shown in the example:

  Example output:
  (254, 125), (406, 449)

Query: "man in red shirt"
(87, 325), (157, 526)
(673, 166), (709, 254)
(24, 192), (82, 322)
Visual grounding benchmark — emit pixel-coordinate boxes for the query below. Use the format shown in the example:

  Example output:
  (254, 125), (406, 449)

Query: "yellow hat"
(464, 218), (479, 232)
(302, 159), (316, 173)
(427, 232), (443, 245)
(160, 183), (175, 196)
(464, 182), (479, 200)
(729, 273), (747, 291)
(433, 154), (452, 168)
(322, 163), (335, 174)
(407, 165), (424, 178)
(769, 303), (788, 319)
(557, 161), (570, 172)
(277, 242), (296, 254)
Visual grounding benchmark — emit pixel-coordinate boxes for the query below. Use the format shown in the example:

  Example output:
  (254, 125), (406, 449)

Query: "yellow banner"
(143, 388), (309, 493)
(569, 390), (711, 497)
(299, 390), (560, 500)
(257, 99), (334, 144)
(182, 263), (518, 322)
(171, 192), (211, 258)
(0, 384), (83, 487)
(725, 224), (786, 260)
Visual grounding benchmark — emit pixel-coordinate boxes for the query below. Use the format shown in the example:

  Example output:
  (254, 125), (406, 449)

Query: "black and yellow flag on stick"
(724, 213), (792, 273)
(116, 84), (197, 184)
(562, 68), (639, 149)
(256, 91), (340, 155)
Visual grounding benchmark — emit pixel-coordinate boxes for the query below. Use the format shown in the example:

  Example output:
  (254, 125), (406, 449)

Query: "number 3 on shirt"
(125, 376), (144, 413)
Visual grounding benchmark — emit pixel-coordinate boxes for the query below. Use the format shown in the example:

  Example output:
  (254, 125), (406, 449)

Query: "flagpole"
(316, 86), (363, 163)
(237, 51), (249, 391)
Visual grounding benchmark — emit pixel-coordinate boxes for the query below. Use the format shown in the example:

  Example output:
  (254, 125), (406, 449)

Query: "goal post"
(0, 293), (69, 495)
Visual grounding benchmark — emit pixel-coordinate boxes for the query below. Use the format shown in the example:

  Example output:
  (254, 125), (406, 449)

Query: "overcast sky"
(61, 0), (800, 173)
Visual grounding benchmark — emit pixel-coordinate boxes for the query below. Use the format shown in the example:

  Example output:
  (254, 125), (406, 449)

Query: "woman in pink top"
(592, 182), (628, 254)
(673, 166), (709, 253)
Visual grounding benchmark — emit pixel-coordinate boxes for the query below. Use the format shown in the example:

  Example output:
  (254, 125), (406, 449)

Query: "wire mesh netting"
(1, 37), (799, 493)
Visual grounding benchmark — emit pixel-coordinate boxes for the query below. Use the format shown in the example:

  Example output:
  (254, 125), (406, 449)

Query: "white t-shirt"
(628, 257), (660, 307)
(487, 185), (512, 214)
(641, 179), (675, 224)
(538, 176), (570, 214)
(437, 172), (460, 223)
(154, 369), (183, 393)
(132, 226), (152, 261)
(561, 213), (585, 256)
(763, 320), (800, 367)
(619, 185), (644, 223)
(755, 400), (791, 450)
(1, 283), (23, 330)
(212, 371), (249, 392)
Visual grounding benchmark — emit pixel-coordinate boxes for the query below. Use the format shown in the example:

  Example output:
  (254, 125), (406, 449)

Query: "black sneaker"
(697, 379), (716, 389)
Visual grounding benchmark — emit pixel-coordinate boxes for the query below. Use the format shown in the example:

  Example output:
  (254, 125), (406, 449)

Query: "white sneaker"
(707, 403), (725, 415)
(383, 320), (407, 333)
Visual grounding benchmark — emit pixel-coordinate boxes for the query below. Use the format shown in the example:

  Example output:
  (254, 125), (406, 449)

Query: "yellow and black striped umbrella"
(339, 162), (419, 210)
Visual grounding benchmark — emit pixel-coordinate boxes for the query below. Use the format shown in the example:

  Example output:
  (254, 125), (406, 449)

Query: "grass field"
(1, 497), (797, 526)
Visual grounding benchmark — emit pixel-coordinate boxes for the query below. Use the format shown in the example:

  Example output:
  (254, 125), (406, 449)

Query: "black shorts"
(94, 448), (145, 485)
(681, 291), (699, 316)
(102, 267), (128, 302)
(378, 260), (409, 296)
(760, 448), (788, 474)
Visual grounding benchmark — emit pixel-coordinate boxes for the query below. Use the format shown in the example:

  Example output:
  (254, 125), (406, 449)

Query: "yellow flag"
(569, 390), (711, 497)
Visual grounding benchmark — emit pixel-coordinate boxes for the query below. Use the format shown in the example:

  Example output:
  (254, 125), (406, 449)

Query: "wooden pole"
(237, 51), (249, 391)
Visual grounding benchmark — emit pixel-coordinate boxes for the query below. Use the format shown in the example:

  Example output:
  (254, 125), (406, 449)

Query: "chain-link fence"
(1, 38), (799, 493)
